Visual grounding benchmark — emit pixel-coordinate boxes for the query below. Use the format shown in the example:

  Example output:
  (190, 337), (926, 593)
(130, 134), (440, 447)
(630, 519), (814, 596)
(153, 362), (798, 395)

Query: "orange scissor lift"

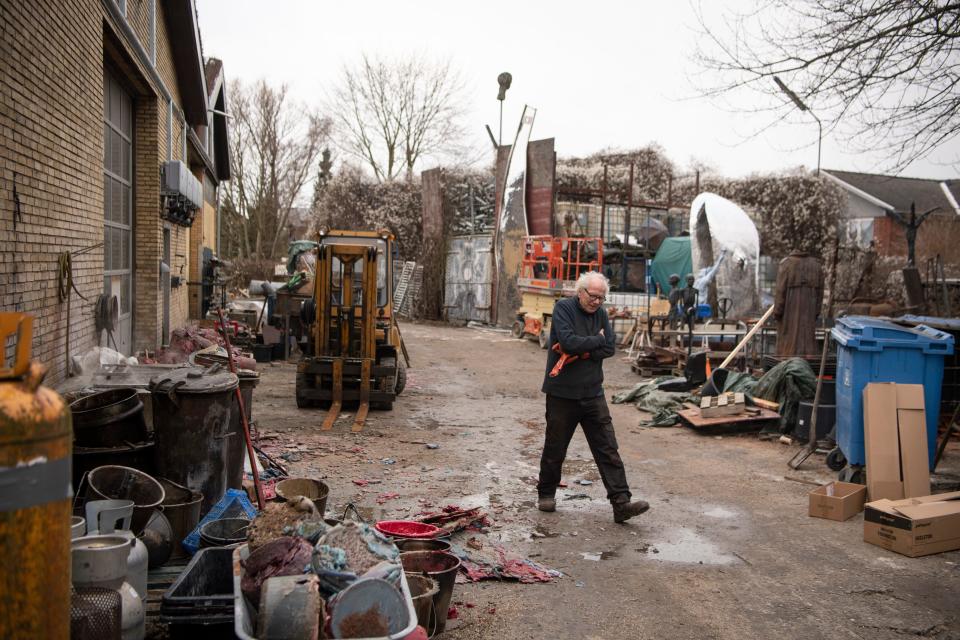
(510, 235), (603, 348)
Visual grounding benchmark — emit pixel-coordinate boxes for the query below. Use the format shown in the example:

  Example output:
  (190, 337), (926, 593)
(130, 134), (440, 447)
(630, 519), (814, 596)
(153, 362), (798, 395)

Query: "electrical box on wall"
(161, 160), (202, 227)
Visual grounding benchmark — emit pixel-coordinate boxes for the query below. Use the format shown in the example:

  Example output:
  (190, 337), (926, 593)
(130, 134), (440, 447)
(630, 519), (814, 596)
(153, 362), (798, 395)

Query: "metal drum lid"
(149, 366), (238, 395)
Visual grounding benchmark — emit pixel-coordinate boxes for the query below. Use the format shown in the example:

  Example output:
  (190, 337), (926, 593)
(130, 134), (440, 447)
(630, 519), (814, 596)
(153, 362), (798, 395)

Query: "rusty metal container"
(0, 313), (72, 639)
(149, 366), (238, 516)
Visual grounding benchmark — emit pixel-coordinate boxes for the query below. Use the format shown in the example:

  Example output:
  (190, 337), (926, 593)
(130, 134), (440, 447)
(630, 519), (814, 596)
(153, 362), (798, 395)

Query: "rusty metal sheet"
(526, 138), (555, 236)
(445, 235), (493, 323)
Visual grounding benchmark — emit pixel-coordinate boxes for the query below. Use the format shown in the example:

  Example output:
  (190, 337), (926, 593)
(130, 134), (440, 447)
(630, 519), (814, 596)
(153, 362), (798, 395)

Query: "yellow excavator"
(295, 227), (408, 431)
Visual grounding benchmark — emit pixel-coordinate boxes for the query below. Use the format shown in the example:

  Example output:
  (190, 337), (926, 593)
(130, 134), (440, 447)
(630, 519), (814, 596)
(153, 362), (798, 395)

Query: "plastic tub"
(832, 317), (954, 467)
(233, 545), (418, 640)
(375, 520), (441, 539)
(162, 547), (235, 616)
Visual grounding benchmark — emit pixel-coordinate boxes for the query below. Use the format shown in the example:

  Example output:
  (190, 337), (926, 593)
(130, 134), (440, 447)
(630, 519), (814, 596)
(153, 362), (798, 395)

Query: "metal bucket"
(84, 465), (164, 536)
(158, 478), (202, 561)
(399, 551), (461, 634)
(275, 478), (329, 516)
(395, 538), (451, 553)
(72, 440), (156, 490)
(406, 574), (439, 636)
(70, 388), (147, 447)
(199, 518), (250, 548)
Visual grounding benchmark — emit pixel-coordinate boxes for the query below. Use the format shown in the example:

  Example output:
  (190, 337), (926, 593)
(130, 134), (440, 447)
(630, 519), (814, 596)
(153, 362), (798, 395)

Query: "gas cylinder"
(72, 534), (145, 640)
(84, 499), (149, 603)
(0, 313), (72, 639)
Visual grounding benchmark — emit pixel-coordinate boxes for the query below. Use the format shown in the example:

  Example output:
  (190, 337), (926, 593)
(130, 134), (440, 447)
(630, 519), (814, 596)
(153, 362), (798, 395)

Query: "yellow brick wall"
(1, 0), (215, 379)
(0, 0), (104, 381)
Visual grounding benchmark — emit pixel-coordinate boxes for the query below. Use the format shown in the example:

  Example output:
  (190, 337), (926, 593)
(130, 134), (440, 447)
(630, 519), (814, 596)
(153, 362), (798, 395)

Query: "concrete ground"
(255, 321), (960, 640)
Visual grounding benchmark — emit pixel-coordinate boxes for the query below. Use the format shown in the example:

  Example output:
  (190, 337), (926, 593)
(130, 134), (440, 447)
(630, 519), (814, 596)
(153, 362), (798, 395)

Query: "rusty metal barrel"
(0, 313), (72, 639)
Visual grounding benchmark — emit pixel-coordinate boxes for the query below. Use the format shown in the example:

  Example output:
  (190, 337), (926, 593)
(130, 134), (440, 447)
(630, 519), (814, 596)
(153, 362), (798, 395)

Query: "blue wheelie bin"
(831, 316), (954, 470)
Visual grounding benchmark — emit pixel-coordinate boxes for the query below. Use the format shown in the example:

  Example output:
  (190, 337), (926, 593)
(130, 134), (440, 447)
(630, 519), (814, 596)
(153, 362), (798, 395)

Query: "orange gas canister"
(0, 313), (72, 639)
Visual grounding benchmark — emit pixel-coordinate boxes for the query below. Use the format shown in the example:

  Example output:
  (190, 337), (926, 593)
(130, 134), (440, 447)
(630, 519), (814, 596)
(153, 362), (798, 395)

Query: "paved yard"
(254, 321), (960, 640)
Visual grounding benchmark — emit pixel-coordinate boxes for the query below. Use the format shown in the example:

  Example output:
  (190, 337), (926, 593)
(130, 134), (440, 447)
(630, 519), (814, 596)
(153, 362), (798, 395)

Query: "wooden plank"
(678, 406), (780, 432)
(752, 397), (780, 411)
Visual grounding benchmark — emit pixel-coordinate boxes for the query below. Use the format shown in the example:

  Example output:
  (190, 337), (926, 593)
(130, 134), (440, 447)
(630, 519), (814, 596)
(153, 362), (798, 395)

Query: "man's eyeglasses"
(581, 291), (606, 302)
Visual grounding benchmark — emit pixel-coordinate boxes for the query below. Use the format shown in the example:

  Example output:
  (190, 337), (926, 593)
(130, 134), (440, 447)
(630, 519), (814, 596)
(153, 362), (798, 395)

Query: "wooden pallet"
(677, 406), (781, 433)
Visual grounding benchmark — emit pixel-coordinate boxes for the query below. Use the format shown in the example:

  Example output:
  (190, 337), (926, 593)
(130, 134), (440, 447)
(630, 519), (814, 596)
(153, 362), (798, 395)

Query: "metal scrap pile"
(147, 325), (256, 370)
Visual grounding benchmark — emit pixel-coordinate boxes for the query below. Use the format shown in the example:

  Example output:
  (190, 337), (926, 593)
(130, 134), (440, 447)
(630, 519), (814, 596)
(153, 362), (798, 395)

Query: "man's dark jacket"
(541, 296), (616, 399)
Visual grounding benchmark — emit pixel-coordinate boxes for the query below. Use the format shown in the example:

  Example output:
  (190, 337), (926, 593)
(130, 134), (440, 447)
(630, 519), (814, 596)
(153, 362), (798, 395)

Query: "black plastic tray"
(161, 547), (235, 613)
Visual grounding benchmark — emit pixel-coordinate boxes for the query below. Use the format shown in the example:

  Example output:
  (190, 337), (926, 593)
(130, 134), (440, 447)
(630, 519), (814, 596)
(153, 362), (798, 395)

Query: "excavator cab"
(295, 228), (408, 431)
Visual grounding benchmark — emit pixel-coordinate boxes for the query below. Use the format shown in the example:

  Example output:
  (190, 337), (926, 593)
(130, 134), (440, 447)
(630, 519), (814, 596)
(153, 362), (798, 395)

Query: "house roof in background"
(825, 169), (959, 215)
(204, 57), (230, 182)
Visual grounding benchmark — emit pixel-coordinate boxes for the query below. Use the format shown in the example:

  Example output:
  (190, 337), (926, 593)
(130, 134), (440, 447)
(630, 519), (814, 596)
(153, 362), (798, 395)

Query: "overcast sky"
(197, 0), (960, 181)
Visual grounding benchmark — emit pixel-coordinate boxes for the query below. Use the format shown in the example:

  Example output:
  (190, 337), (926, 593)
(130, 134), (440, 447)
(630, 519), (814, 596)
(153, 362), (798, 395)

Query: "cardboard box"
(862, 383), (930, 501)
(864, 491), (960, 557)
(809, 481), (867, 521)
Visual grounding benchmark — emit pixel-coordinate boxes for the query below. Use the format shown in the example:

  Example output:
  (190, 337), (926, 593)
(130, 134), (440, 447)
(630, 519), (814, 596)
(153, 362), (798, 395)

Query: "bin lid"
(831, 316), (955, 355)
(149, 366), (238, 395)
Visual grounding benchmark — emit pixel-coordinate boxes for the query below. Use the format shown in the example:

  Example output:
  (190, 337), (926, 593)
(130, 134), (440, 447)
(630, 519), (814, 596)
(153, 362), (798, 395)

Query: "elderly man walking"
(537, 271), (650, 523)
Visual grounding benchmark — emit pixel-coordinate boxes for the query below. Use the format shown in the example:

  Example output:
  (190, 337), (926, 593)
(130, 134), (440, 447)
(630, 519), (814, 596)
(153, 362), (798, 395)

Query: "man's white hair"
(575, 270), (609, 294)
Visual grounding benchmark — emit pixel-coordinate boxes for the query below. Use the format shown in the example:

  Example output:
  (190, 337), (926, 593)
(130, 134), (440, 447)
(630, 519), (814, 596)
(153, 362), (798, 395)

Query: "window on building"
(842, 218), (875, 248)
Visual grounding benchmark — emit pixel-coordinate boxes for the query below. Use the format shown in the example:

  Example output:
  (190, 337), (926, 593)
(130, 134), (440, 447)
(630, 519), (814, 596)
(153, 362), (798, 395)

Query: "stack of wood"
(699, 392), (746, 418)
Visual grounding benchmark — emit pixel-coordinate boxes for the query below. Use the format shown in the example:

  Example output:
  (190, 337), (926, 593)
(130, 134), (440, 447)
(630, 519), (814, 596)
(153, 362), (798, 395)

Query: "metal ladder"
(393, 261), (416, 311)
(401, 265), (424, 317)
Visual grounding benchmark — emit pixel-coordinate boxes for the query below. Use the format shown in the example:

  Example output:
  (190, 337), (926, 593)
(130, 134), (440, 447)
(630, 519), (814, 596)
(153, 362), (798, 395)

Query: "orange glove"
(549, 343), (588, 377)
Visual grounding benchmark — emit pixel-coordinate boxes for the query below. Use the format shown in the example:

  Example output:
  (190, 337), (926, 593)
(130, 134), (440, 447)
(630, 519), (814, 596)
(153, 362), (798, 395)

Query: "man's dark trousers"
(537, 393), (631, 501)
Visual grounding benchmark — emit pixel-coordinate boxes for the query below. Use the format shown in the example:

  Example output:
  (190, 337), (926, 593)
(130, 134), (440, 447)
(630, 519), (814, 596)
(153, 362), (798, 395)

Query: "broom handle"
(718, 305), (775, 370)
(217, 308), (265, 509)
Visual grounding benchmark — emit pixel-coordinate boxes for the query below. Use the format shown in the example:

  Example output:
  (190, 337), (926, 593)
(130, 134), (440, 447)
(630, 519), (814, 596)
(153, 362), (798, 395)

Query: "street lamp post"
(497, 72), (512, 146)
(773, 76), (821, 176)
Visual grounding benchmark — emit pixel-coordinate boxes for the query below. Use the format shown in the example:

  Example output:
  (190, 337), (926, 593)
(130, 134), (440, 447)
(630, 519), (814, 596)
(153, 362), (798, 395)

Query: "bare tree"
(693, 1), (960, 169)
(329, 53), (469, 182)
(221, 80), (331, 260)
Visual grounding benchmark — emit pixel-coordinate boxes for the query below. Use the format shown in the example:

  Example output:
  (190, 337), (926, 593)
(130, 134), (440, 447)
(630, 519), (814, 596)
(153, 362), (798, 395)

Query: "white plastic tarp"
(689, 193), (760, 318)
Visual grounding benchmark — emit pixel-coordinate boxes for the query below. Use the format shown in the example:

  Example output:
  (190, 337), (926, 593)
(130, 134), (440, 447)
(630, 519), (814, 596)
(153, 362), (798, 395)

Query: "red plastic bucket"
(374, 520), (441, 539)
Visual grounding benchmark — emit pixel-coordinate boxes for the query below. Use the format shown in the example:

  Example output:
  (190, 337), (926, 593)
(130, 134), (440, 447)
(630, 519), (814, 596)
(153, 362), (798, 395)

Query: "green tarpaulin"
(650, 236), (692, 295)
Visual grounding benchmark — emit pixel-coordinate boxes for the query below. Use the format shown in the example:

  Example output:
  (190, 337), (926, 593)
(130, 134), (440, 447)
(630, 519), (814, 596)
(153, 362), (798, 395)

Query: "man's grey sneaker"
(537, 496), (556, 512)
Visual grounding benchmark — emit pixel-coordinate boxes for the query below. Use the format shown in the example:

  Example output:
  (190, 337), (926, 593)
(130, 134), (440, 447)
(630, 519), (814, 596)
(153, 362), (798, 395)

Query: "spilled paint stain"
(647, 528), (735, 565)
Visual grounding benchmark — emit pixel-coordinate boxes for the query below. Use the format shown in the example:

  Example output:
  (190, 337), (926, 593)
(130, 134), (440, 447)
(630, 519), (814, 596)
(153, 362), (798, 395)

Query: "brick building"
(0, 0), (230, 382)
(824, 169), (960, 265)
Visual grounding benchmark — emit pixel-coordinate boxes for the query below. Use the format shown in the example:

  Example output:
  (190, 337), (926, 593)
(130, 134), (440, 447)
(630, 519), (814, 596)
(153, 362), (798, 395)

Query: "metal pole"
(600, 164), (607, 243)
(499, 101), (503, 146)
(624, 162), (633, 292)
